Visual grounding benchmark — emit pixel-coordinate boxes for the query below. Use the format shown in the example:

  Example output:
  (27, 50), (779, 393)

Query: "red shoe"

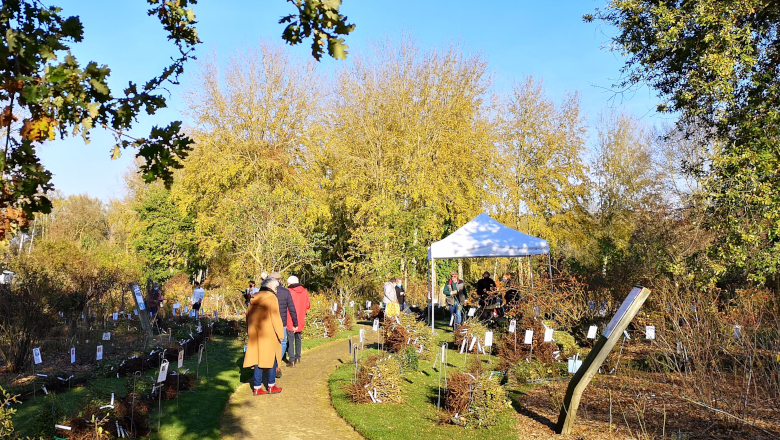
(253, 388), (267, 395)
(267, 385), (282, 394)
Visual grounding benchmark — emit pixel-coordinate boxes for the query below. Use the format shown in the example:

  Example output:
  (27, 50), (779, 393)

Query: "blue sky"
(40, 0), (667, 201)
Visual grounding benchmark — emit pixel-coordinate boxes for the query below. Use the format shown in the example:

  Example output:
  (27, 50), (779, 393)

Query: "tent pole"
(431, 258), (436, 334)
(529, 255), (535, 312)
(548, 253), (554, 294)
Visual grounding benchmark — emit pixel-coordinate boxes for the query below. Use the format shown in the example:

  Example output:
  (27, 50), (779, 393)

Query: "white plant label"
(524, 330), (534, 345)
(178, 350), (184, 369)
(96, 345), (103, 361)
(587, 325), (598, 339)
(184, 306), (189, 313)
(467, 308), (477, 317)
(349, 301), (354, 308)
(198, 345), (204, 364)
(469, 335), (478, 352)
(33, 348), (42, 364)
(449, 314), (454, 326)
(190, 310), (196, 318)
(484, 331), (493, 347)
(333, 302), (338, 312)
(460, 338), (467, 354)
(70, 347), (75, 364)
(133, 309), (138, 316)
(113, 312), (118, 321)
(543, 327), (554, 342)
(508, 319), (516, 333)
(441, 344), (446, 362)
(102, 332), (111, 341)
(623, 330), (631, 340)
(372, 318), (379, 332)
(157, 360), (169, 383)
(366, 301), (371, 309)
(359, 329), (365, 343)
(734, 325), (742, 338)
(646, 325), (656, 340)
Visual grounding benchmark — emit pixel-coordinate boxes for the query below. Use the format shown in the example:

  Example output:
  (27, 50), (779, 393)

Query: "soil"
(220, 337), (364, 440)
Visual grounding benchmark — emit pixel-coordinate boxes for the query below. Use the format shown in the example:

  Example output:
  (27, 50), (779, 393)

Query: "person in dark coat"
(394, 278), (407, 312)
(269, 272), (298, 371)
(476, 271), (497, 308)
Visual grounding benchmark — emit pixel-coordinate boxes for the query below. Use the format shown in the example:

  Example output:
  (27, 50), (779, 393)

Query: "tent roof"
(427, 213), (549, 259)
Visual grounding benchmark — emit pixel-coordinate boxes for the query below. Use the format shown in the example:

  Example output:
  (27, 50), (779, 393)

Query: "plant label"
(544, 327), (554, 342)
(184, 306), (189, 313)
(33, 348), (42, 364)
(349, 301), (354, 308)
(198, 345), (204, 365)
(54, 424), (71, 431)
(469, 335), (478, 352)
(190, 310), (196, 318)
(449, 314), (454, 326)
(586, 325), (598, 339)
(508, 320), (516, 333)
(372, 318), (379, 332)
(133, 309), (138, 316)
(734, 325), (742, 338)
(197, 325), (202, 333)
(178, 350), (184, 369)
(112, 312), (118, 321)
(173, 303), (180, 309)
(432, 295), (438, 304)
(623, 330), (631, 340)
(524, 330), (534, 344)
(460, 338), (467, 354)
(534, 306), (540, 317)
(213, 311), (218, 319)
(157, 360), (169, 383)
(441, 344), (446, 362)
(485, 331), (493, 347)
(366, 301), (371, 309)
(468, 308), (476, 317)
(359, 329), (365, 343)
(333, 302), (338, 312)
(70, 347), (75, 364)
(646, 325), (655, 340)
(348, 338), (352, 354)
(102, 332), (111, 341)
(96, 345), (103, 361)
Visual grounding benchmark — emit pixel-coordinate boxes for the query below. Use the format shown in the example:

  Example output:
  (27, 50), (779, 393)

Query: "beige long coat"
(243, 289), (284, 369)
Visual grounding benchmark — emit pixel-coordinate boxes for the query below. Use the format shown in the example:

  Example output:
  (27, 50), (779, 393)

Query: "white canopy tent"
(426, 213), (553, 332)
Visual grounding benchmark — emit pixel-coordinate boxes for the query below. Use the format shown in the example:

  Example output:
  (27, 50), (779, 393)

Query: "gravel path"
(220, 337), (364, 440)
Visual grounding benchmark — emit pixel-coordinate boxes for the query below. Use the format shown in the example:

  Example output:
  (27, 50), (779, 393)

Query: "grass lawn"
(11, 328), (359, 439)
(329, 320), (521, 440)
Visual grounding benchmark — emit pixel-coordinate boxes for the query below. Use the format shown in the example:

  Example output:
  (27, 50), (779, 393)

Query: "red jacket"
(286, 284), (311, 332)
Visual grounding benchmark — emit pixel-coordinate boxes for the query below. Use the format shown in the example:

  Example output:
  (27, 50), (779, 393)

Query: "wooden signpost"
(555, 285), (651, 435)
(129, 283), (153, 337)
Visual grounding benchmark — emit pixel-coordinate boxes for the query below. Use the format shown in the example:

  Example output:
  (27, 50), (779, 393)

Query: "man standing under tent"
(269, 272), (298, 376)
(476, 271), (496, 309)
(443, 272), (466, 328)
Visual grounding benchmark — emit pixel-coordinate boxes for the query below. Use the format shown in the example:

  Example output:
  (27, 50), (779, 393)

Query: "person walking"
(285, 276), (310, 366)
(443, 272), (465, 328)
(269, 272), (298, 373)
(244, 277), (285, 395)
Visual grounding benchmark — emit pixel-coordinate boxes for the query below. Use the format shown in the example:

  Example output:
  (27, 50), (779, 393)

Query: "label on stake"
(157, 360), (169, 383)
(524, 330), (534, 345)
(646, 325), (656, 340)
(467, 308), (476, 317)
(32, 348), (42, 364)
(508, 320), (516, 333)
(587, 325), (598, 339)
(178, 350), (184, 369)
(70, 347), (75, 364)
(484, 331), (493, 347)
(96, 345), (103, 361)
(372, 318), (379, 332)
(543, 327), (554, 342)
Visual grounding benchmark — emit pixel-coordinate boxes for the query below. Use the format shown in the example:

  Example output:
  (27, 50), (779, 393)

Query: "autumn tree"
(176, 43), (324, 281)
(588, 0), (780, 285)
(318, 39), (495, 280)
(494, 76), (589, 250)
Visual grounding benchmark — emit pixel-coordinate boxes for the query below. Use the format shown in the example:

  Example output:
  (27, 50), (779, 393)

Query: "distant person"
(285, 276), (311, 367)
(147, 282), (162, 317)
(191, 281), (205, 318)
(244, 277), (285, 395)
(383, 278), (397, 309)
(243, 280), (259, 307)
(443, 272), (466, 328)
(269, 272), (298, 374)
(476, 271), (497, 308)
(502, 273), (518, 306)
(395, 278), (407, 312)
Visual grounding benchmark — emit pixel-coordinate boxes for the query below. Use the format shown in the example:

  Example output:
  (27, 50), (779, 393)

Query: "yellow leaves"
(20, 116), (57, 141)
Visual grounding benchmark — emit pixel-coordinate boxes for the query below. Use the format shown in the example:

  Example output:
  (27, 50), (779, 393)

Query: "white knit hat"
(287, 275), (299, 285)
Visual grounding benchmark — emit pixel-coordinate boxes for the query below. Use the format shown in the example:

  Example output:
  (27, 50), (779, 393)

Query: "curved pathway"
(220, 337), (364, 440)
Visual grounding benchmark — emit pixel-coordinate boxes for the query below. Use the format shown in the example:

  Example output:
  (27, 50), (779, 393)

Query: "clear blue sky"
(39, 0), (667, 201)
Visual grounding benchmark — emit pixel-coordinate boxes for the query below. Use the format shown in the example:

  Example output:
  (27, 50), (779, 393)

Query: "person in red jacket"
(285, 276), (311, 366)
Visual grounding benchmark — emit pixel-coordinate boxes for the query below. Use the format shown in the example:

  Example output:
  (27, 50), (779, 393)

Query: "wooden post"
(129, 283), (153, 337)
(555, 286), (651, 435)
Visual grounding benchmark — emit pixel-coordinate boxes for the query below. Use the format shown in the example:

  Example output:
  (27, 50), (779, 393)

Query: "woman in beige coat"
(243, 277), (285, 395)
